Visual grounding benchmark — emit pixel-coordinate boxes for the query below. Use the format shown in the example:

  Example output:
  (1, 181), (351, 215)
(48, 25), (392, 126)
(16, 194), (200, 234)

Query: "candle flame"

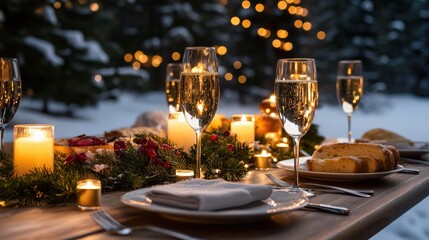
(241, 114), (246, 122)
(197, 102), (204, 114)
(347, 66), (352, 75)
(269, 94), (276, 103)
(191, 63), (204, 73)
(29, 129), (47, 140)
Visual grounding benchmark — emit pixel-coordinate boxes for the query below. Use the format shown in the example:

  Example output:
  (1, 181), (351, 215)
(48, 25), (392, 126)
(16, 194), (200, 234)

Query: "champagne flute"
(179, 47), (220, 178)
(165, 63), (182, 113)
(0, 57), (22, 151)
(336, 60), (363, 142)
(275, 58), (318, 195)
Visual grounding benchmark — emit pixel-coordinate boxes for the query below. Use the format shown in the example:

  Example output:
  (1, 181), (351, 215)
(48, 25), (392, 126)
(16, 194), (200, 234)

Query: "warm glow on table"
(230, 114), (255, 145)
(13, 125), (54, 176)
(168, 112), (195, 151)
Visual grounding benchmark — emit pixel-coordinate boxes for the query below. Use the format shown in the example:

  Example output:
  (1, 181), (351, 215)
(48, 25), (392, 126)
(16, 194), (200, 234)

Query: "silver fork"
(266, 173), (372, 198)
(91, 209), (203, 240)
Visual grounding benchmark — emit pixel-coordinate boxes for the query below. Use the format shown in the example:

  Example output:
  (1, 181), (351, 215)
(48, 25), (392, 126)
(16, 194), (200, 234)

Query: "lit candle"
(13, 124), (54, 176)
(255, 149), (272, 170)
(276, 137), (290, 150)
(167, 112), (195, 151)
(207, 114), (225, 131)
(230, 114), (255, 145)
(76, 179), (101, 210)
(175, 169), (194, 182)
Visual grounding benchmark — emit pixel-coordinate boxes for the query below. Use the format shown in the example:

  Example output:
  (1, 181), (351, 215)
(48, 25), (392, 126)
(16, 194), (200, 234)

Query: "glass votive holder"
(255, 150), (272, 170)
(76, 179), (101, 210)
(13, 124), (54, 176)
(230, 114), (255, 146)
(175, 169), (194, 182)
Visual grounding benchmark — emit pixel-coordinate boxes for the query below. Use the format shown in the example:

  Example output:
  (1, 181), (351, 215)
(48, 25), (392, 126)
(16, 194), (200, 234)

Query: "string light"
(217, 46), (228, 55)
(171, 52), (180, 61)
(225, 72), (233, 81)
(242, 0), (251, 9)
(317, 31), (326, 40)
(231, 16), (241, 25)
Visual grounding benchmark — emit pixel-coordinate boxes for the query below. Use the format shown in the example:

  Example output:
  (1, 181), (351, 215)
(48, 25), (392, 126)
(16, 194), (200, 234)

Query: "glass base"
(285, 186), (315, 198)
(78, 205), (100, 211)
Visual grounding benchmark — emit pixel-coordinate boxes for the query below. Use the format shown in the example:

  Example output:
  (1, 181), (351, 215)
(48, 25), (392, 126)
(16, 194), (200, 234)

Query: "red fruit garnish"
(76, 138), (93, 146)
(210, 134), (219, 142)
(161, 162), (170, 168)
(114, 140), (127, 155)
(160, 144), (171, 150)
(78, 153), (88, 161)
(65, 154), (77, 164)
(223, 130), (231, 137)
(145, 139), (159, 150)
(227, 144), (235, 151)
(91, 137), (106, 145)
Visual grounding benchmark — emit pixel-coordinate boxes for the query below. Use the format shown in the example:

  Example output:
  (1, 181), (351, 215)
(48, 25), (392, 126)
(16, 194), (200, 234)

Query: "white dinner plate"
(277, 157), (404, 182)
(121, 188), (308, 224)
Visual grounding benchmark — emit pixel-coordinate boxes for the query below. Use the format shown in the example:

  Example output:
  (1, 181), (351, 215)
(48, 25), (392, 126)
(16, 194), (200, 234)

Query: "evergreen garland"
(0, 130), (252, 206)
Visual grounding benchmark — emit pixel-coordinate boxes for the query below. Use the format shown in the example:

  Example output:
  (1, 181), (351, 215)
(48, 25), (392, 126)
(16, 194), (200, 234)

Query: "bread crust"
(308, 142), (398, 173)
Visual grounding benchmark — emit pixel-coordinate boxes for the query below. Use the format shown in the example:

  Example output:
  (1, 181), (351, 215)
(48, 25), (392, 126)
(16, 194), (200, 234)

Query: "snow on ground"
(5, 91), (429, 239)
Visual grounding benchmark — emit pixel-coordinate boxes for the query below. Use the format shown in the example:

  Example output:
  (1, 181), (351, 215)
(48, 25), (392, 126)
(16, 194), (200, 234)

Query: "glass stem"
(292, 136), (301, 189)
(347, 113), (352, 142)
(0, 126), (4, 152)
(195, 130), (203, 178)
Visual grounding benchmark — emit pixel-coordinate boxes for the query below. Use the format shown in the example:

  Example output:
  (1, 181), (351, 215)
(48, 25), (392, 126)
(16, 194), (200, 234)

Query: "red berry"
(146, 139), (159, 150)
(227, 144), (235, 151)
(65, 154), (77, 164)
(223, 130), (230, 137)
(210, 134), (219, 142)
(160, 144), (171, 150)
(161, 162), (170, 168)
(78, 152), (88, 161)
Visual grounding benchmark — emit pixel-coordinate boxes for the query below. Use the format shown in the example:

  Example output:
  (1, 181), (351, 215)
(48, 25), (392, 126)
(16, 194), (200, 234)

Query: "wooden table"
(1, 161), (428, 240)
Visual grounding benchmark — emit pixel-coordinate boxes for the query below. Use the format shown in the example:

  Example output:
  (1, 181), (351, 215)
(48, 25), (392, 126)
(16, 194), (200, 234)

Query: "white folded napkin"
(146, 178), (273, 211)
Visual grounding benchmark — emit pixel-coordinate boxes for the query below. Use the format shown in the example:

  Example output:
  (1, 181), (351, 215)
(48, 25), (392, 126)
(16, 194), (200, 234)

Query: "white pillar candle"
(13, 124), (54, 176)
(175, 169), (194, 182)
(168, 112), (195, 151)
(230, 114), (255, 145)
(76, 179), (101, 210)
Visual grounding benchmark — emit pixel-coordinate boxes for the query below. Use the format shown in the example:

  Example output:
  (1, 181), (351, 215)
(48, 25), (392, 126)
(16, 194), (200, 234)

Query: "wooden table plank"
(1, 162), (428, 240)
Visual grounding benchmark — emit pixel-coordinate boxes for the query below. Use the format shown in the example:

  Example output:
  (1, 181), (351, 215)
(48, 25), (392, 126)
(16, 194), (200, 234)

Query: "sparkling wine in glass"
(336, 60), (363, 142)
(275, 58), (318, 196)
(165, 63), (182, 113)
(179, 47), (220, 178)
(0, 57), (22, 151)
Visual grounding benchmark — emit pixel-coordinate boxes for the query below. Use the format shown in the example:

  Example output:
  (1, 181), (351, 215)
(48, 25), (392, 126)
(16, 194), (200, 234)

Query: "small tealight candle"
(276, 137), (290, 150)
(14, 124), (54, 176)
(230, 114), (255, 146)
(175, 169), (194, 182)
(76, 179), (101, 210)
(168, 112), (195, 152)
(255, 150), (272, 170)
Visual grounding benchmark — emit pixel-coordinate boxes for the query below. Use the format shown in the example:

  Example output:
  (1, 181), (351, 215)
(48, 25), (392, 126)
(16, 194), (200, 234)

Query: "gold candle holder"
(76, 179), (101, 210)
(13, 124), (54, 176)
(255, 150), (272, 170)
(175, 169), (194, 182)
